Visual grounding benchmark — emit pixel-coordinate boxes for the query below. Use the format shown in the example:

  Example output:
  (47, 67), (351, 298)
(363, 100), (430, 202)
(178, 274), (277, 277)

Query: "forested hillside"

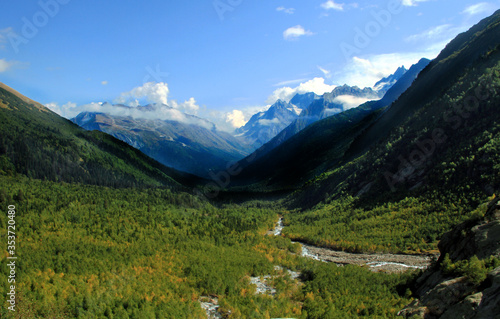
(0, 83), (200, 188)
(230, 58), (430, 189)
(279, 10), (500, 255)
(72, 111), (251, 179)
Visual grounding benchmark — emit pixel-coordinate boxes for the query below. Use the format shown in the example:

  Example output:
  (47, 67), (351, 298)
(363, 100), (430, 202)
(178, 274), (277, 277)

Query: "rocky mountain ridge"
(375, 65), (408, 93)
(72, 110), (251, 178)
(235, 66), (407, 150)
(235, 99), (300, 149)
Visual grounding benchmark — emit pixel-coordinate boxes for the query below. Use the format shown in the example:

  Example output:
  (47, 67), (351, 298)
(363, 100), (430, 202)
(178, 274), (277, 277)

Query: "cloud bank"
(46, 82), (204, 126)
(267, 77), (336, 104)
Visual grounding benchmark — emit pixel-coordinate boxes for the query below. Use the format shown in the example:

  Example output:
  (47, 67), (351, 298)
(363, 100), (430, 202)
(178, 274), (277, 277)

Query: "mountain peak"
(235, 99), (300, 149)
(325, 84), (380, 101)
(374, 65), (409, 92)
(289, 92), (322, 109)
(270, 99), (289, 109)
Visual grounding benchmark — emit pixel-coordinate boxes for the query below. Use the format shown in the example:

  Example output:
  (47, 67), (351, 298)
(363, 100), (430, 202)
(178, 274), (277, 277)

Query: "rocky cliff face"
(398, 196), (500, 318)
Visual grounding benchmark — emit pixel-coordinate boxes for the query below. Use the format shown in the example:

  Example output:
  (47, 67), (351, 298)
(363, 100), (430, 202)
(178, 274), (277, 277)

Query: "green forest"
(0, 176), (417, 318)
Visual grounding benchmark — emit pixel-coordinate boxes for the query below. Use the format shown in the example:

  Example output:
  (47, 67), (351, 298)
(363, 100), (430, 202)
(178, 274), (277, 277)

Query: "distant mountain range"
(0, 83), (200, 188)
(235, 67), (407, 150)
(230, 57), (430, 189)
(232, 59), (428, 171)
(299, 84), (382, 122)
(66, 60), (422, 179)
(235, 100), (300, 149)
(229, 8), (500, 211)
(67, 64), (412, 177)
(72, 106), (252, 178)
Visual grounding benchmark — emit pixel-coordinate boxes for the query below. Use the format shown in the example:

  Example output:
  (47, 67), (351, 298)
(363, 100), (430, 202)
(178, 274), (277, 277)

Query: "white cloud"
(101, 81), (108, 86)
(333, 95), (374, 110)
(276, 6), (295, 14)
(462, 2), (497, 16)
(170, 97), (200, 115)
(116, 82), (170, 106)
(318, 66), (331, 78)
(45, 102), (78, 116)
(267, 77), (336, 104)
(114, 82), (199, 115)
(220, 108), (257, 130)
(48, 81), (204, 130)
(405, 24), (467, 43)
(321, 1), (344, 11)
(401, 0), (429, 6)
(206, 105), (271, 131)
(0, 59), (27, 73)
(47, 101), (211, 129)
(337, 18), (470, 89)
(226, 110), (247, 128)
(336, 54), (424, 88)
(283, 25), (314, 40)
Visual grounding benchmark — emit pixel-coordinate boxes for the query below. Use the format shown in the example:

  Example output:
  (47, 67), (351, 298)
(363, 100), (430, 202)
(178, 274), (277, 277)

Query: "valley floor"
(297, 242), (434, 273)
(272, 218), (434, 273)
(4, 176), (487, 319)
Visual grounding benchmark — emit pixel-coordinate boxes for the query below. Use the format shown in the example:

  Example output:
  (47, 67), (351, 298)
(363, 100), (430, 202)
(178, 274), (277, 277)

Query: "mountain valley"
(72, 108), (252, 178)
(1, 8), (500, 319)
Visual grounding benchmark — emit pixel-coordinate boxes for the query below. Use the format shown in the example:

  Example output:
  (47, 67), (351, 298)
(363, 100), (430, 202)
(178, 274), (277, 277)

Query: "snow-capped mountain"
(72, 106), (252, 178)
(238, 59), (430, 162)
(235, 99), (301, 149)
(289, 92), (322, 109)
(236, 65), (410, 150)
(301, 85), (383, 123)
(374, 66), (408, 93)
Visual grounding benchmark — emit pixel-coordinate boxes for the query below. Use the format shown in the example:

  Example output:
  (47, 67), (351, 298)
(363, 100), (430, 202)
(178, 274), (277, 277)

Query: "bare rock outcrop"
(438, 196), (500, 263)
(398, 196), (500, 319)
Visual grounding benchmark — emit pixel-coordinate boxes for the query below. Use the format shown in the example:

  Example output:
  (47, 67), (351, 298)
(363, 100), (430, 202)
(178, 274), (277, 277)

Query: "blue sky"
(0, 0), (498, 130)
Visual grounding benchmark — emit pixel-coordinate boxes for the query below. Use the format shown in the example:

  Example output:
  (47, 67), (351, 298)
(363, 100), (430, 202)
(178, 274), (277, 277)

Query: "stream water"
(200, 217), (434, 318)
(273, 217), (434, 272)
